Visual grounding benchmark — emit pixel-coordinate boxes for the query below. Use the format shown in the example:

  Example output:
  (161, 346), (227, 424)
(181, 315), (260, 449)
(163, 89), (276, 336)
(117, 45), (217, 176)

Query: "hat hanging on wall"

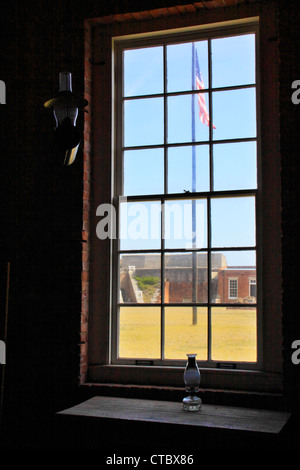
(44, 72), (88, 166)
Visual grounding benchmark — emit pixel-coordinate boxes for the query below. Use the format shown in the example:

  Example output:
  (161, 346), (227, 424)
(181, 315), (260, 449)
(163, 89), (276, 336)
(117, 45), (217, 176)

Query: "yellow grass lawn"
(119, 306), (257, 362)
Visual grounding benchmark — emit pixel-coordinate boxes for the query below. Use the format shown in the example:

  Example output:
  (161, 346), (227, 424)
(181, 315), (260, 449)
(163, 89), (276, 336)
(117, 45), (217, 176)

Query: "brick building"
(217, 268), (256, 303)
(120, 253), (256, 304)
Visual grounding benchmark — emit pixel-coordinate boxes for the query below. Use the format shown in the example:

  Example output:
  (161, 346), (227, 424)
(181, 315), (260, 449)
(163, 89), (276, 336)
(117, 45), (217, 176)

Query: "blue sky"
(120, 33), (257, 267)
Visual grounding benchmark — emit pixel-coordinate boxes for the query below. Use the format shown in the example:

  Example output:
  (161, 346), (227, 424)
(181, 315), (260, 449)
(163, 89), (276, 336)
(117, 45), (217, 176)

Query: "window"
(112, 24), (259, 367)
(249, 279), (256, 298)
(88, 8), (282, 392)
(229, 279), (238, 299)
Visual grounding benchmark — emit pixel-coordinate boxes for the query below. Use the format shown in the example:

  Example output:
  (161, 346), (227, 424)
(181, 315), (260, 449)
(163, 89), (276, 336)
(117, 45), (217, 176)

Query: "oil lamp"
(182, 354), (202, 411)
(44, 72), (88, 166)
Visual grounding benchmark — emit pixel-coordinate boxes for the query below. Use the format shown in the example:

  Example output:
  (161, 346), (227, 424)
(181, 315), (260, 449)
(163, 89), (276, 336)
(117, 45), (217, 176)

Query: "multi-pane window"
(249, 279), (257, 298)
(229, 279), (238, 299)
(113, 25), (258, 366)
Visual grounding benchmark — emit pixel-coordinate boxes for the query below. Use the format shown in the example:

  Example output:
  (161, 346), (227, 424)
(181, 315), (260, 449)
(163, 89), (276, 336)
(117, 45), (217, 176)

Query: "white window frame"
(111, 22), (260, 370)
(86, 6), (283, 393)
(228, 278), (238, 299)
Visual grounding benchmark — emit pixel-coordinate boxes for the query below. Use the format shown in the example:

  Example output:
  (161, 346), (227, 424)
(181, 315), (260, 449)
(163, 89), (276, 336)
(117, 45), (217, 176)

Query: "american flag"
(195, 49), (215, 129)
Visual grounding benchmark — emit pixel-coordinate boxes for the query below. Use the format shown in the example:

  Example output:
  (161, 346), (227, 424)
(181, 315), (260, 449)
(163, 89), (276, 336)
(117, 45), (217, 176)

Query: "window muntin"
(113, 27), (258, 367)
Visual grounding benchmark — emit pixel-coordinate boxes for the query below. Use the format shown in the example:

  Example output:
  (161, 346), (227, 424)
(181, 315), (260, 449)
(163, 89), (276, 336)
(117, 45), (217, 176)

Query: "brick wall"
(80, 20), (92, 385)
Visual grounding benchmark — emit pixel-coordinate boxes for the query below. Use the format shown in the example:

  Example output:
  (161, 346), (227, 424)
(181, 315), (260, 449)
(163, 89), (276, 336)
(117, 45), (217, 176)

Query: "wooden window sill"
(57, 395), (290, 436)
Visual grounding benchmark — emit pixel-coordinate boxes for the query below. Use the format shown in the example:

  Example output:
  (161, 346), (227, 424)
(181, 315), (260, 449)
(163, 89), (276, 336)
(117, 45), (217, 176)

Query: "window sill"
(58, 395), (290, 433)
(55, 396), (291, 450)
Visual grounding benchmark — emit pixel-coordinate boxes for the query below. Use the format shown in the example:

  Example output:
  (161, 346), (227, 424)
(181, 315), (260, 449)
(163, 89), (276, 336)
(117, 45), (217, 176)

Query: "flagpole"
(192, 43), (196, 194)
(192, 43), (197, 325)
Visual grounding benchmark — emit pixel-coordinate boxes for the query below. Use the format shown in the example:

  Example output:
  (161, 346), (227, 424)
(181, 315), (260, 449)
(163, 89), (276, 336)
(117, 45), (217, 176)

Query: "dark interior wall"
(278, 0), (300, 417)
(0, 0), (89, 448)
(0, 0), (299, 450)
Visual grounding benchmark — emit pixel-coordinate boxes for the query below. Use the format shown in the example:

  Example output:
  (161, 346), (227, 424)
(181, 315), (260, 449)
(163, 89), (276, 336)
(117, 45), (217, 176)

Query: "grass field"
(119, 306), (257, 362)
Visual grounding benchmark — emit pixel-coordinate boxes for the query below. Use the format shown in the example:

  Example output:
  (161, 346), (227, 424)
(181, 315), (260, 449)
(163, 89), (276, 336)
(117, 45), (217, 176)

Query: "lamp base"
(182, 395), (202, 412)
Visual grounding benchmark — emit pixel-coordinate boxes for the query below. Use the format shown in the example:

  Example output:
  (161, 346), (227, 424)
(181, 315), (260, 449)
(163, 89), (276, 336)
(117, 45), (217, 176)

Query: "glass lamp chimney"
(59, 71), (72, 92)
(53, 72), (78, 128)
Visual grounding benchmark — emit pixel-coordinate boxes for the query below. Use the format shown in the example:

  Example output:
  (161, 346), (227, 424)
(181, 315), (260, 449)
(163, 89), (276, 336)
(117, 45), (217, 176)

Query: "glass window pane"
(165, 307), (207, 360)
(124, 46), (163, 97)
(167, 41), (208, 93)
(118, 306), (161, 358)
(164, 252), (208, 303)
(211, 196), (255, 248)
(210, 251), (256, 304)
(168, 94), (210, 144)
(211, 306), (257, 362)
(212, 34), (256, 88)
(119, 253), (161, 304)
(124, 148), (164, 196)
(164, 199), (207, 249)
(168, 145), (209, 194)
(120, 200), (161, 250)
(212, 88), (256, 140)
(213, 141), (257, 191)
(124, 97), (164, 147)
(117, 30), (259, 365)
